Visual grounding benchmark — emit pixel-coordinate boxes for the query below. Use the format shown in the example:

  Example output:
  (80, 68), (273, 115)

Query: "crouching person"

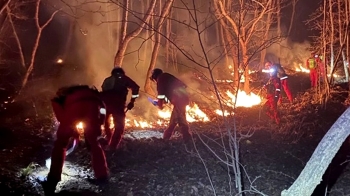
(42, 85), (109, 195)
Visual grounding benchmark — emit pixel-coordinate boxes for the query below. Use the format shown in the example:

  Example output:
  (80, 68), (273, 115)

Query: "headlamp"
(100, 108), (106, 115)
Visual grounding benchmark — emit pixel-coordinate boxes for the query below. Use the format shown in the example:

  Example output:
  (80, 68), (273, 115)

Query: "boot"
(41, 178), (58, 196)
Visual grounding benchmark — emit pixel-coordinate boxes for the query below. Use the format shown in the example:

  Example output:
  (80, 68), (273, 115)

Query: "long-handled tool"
(147, 97), (158, 106)
(45, 138), (77, 168)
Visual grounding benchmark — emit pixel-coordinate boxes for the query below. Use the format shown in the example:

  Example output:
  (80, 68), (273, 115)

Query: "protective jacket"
(100, 72), (140, 149)
(156, 73), (189, 108)
(269, 64), (293, 103)
(155, 72), (191, 141)
(101, 72), (140, 102)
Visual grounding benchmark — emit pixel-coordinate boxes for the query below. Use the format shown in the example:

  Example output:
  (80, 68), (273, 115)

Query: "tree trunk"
(7, 6), (25, 68)
(276, 0), (281, 58)
(144, 0), (174, 95)
(287, 0), (296, 36)
(0, 0), (11, 15)
(329, 0), (335, 81)
(17, 0), (59, 96)
(242, 46), (250, 92)
(260, 11), (272, 70)
(338, 0), (349, 82)
(165, 5), (171, 68)
(281, 107), (350, 196)
(114, 0), (157, 67)
(219, 23), (229, 68)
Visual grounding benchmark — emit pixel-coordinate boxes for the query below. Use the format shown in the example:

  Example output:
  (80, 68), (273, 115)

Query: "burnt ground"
(1, 73), (350, 196)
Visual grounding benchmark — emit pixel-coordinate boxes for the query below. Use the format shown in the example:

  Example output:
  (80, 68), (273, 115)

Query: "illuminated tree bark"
(144, 0), (174, 95)
(281, 107), (350, 196)
(113, 0), (157, 67)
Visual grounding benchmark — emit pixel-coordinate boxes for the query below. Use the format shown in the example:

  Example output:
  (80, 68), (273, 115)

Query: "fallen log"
(281, 107), (350, 196)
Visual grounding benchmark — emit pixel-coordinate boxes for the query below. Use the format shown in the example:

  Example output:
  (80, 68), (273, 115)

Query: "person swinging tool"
(149, 68), (192, 141)
(100, 67), (140, 150)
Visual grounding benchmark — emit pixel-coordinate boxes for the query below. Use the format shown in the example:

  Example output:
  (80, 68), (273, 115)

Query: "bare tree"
(144, 0), (174, 95)
(113, 0), (157, 67)
(23, 0), (58, 94)
(213, 0), (279, 92)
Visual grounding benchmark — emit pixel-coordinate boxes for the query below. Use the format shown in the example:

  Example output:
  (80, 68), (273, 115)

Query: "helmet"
(265, 62), (272, 69)
(150, 68), (163, 81)
(111, 67), (125, 75)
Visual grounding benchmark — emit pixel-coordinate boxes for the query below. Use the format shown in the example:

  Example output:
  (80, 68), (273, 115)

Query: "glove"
(127, 101), (135, 110)
(152, 100), (158, 106)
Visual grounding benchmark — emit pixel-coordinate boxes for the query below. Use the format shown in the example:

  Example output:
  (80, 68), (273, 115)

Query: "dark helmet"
(150, 68), (163, 81)
(111, 67), (125, 75)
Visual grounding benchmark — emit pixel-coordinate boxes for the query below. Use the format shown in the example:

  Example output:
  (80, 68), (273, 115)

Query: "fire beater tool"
(45, 138), (77, 168)
(147, 97), (158, 106)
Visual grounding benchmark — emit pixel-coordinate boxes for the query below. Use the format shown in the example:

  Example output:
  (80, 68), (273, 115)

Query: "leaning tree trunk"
(114, 0), (157, 67)
(144, 0), (174, 95)
(281, 107), (350, 196)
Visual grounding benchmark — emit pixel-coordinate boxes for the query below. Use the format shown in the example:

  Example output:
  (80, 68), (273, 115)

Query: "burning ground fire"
(121, 91), (262, 129)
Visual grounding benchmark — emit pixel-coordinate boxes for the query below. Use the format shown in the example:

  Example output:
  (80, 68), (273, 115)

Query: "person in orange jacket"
(42, 85), (109, 195)
(100, 67), (140, 150)
(306, 52), (319, 88)
(263, 75), (281, 124)
(265, 62), (293, 103)
(150, 68), (192, 141)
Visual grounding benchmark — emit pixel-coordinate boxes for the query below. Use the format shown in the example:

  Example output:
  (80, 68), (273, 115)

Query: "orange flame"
(295, 63), (310, 73)
(226, 90), (262, 108)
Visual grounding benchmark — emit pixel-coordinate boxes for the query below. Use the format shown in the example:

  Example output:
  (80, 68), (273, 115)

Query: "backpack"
(308, 58), (317, 69)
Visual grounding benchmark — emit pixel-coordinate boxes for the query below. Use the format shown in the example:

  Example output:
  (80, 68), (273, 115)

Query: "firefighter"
(42, 85), (109, 195)
(265, 62), (293, 103)
(306, 52), (319, 88)
(150, 68), (192, 141)
(100, 67), (140, 150)
(316, 54), (325, 81)
(263, 75), (281, 124)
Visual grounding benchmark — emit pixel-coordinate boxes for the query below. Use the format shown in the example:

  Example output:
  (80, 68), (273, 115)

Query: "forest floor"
(0, 73), (350, 196)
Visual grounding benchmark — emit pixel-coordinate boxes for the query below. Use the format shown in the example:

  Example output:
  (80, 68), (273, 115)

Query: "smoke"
(266, 38), (312, 70)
